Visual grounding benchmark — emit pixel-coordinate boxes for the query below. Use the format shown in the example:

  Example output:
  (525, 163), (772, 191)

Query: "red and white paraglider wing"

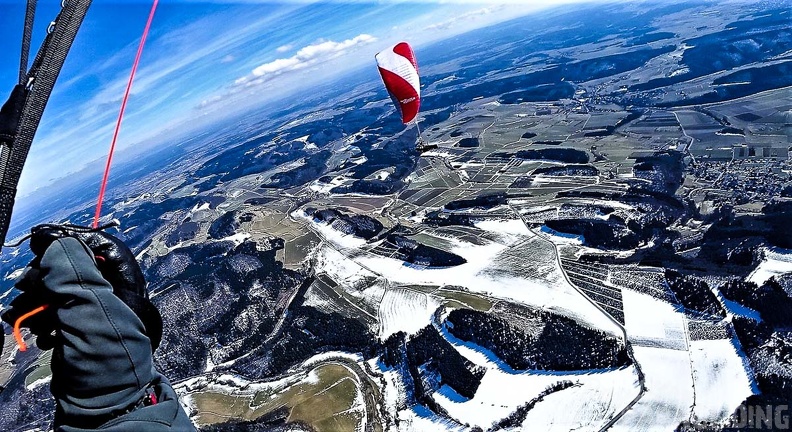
(375, 42), (420, 124)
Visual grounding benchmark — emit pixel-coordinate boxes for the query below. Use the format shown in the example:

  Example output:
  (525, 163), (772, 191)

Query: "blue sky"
(0, 0), (582, 197)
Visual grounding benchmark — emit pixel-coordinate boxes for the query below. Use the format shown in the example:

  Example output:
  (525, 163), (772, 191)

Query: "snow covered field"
(622, 289), (687, 350)
(612, 346), (693, 431)
(379, 288), (440, 339)
(615, 289), (695, 430)
(306, 215), (621, 336)
(748, 247), (792, 285)
(293, 210), (367, 250)
(354, 225), (622, 336)
(689, 338), (756, 422)
(519, 368), (639, 432)
(314, 246), (377, 292)
(611, 281), (757, 430)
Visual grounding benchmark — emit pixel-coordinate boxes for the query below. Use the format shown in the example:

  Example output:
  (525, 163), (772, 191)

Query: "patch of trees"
(733, 316), (773, 353)
(406, 326), (486, 400)
(309, 208), (383, 240)
(331, 178), (406, 195)
(718, 127), (744, 135)
(623, 190), (686, 227)
(165, 220), (199, 247)
(632, 151), (684, 194)
(444, 193), (507, 211)
(556, 191), (615, 202)
(193, 133), (298, 183)
(147, 239), (303, 380)
(387, 234), (467, 267)
(119, 196), (223, 250)
(532, 164), (599, 176)
(381, 331), (408, 368)
(0, 381), (54, 431)
(266, 305), (375, 375)
(423, 211), (476, 228)
(700, 202), (792, 260)
(515, 148), (589, 164)
(446, 309), (630, 371)
(760, 201), (792, 249)
(341, 130), (416, 184)
(664, 270), (725, 317)
(443, 192), (531, 211)
(732, 317), (792, 408)
(208, 210), (254, 239)
(698, 231), (762, 269)
(457, 137), (479, 147)
(545, 217), (640, 250)
(421, 108), (453, 130)
(583, 127), (615, 137)
(244, 197), (276, 206)
(614, 110), (644, 129)
(736, 112), (762, 122)
(263, 150), (332, 189)
(560, 203), (615, 216)
(721, 278), (792, 327)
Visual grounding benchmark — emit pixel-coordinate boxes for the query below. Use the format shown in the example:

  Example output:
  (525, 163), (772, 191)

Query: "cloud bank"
(235, 34), (377, 87)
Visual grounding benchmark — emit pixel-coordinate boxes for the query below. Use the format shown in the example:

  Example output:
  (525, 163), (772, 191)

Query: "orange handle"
(13, 304), (49, 352)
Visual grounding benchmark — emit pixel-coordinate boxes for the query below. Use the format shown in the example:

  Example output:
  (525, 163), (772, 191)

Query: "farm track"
(510, 202), (647, 431)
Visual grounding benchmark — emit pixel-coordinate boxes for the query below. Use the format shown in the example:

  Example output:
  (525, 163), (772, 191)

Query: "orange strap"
(13, 304), (48, 352)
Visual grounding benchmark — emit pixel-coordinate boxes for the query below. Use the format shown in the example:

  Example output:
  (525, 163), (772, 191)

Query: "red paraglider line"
(13, 305), (48, 352)
(93, 0), (159, 228)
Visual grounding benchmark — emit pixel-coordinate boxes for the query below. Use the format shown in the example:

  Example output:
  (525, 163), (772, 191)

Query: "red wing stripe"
(378, 67), (420, 123)
(392, 42), (418, 71)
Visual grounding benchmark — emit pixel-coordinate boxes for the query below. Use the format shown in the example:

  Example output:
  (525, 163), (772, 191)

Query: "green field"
(194, 363), (363, 431)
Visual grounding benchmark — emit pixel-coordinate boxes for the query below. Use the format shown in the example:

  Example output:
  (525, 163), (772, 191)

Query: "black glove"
(2, 224), (162, 351)
(3, 265), (60, 349)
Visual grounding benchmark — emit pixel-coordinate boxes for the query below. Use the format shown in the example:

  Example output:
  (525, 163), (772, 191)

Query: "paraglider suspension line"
(93, 0), (158, 228)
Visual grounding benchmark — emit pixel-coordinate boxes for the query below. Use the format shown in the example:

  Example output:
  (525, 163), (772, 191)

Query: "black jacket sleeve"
(38, 237), (194, 431)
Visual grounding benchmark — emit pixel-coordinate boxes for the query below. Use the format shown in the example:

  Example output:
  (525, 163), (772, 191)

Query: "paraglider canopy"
(375, 42), (420, 124)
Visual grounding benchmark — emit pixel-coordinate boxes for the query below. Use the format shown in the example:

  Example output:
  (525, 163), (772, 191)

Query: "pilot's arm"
(2, 228), (194, 431)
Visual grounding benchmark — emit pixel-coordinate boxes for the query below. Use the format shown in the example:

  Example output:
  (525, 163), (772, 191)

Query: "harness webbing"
(0, 0), (92, 247)
(19, 0), (38, 84)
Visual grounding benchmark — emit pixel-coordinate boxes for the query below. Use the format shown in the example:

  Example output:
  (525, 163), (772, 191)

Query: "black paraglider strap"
(19, 0), (38, 84)
(0, 0), (92, 247)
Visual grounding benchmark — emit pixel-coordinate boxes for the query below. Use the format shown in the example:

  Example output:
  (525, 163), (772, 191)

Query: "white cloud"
(425, 7), (494, 31)
(197, 95), (223, 108)
(221, 54), (236, 63)
(276, 44), (293, 53)
(247, 34), (377, 81)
